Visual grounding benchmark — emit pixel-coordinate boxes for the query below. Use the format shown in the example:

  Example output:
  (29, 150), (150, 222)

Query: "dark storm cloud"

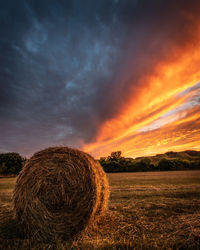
(0, 0), (200, 156)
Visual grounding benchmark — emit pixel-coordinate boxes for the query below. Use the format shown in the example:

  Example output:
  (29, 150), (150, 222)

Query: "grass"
(0, 170), (200, 249)
(0, 177), (16, 190)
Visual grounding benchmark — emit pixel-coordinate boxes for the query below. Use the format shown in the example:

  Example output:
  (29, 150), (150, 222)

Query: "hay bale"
(13, 147), (109, 242)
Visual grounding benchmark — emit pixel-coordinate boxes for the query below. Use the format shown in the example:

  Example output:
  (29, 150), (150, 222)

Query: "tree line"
(0, 150), (200, 175)
(99, 151), (200, 173)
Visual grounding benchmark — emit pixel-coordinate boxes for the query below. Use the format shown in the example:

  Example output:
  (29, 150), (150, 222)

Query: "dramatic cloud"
(0, 0), (200, 157)
(84, 83), (200, 157)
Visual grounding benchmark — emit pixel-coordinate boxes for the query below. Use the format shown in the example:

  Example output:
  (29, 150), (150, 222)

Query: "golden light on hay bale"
(13, 147), (109, 242)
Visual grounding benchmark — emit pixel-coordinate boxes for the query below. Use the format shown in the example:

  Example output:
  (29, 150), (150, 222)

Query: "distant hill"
(136, 150), (200, 165)
(158, 150), (200, 159)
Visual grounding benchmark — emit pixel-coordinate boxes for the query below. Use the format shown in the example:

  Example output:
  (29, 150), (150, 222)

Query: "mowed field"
(0, 171), (200, 249)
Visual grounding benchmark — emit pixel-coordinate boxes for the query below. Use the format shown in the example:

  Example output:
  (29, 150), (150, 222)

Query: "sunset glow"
(83, 27), (200, 158)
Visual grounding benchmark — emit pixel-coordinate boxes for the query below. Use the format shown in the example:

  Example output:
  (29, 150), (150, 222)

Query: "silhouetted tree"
(110, 151), (122, 160)
(0, 153), (24, 175)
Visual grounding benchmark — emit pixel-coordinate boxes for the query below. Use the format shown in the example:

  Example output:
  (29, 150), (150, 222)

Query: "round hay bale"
(13, 147), (109, 242)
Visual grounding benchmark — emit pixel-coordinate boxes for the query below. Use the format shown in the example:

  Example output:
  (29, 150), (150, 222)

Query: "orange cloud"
(83, 23), (200, 159)
(84, 102), (200, 158)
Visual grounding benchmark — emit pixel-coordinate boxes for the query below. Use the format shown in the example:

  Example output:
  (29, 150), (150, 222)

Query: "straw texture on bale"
(13, 147), (109, 242)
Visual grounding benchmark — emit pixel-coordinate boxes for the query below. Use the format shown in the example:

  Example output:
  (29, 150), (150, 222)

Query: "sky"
(0, 0), (200, 158)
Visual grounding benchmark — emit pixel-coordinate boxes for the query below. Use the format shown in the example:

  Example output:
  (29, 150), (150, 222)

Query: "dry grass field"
(0, 170), (200, 249)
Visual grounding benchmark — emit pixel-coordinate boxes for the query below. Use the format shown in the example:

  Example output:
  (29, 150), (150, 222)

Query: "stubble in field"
(0, 171), (200, 249)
